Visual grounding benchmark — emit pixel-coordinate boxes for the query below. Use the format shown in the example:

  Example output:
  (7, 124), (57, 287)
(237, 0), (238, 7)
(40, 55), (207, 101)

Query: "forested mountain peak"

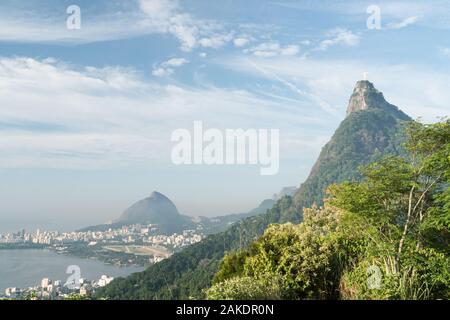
(293, 80), (411, 212)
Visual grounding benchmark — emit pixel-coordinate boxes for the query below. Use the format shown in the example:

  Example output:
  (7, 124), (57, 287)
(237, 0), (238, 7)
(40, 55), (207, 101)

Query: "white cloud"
(152, 57), (189, 77)
(280, 45), (300, 56)
(233, 37), (250, 47)
(152, 67), (174, 77)
(139, 0), (178, 18)
(274, 0), (450, 30)
(137, 0), (202, 51)
(387, 16), (418, 29)
(0, 12), (142, 44)
(244, 42), (299, 57)
(0, 0), (231, 52)
(138, 0), (236, 52)
(316, 28), (360, 51)
(162, 58), (189, 67)
(0, 57), (320, 169)
(198, 33), (234, 49)
(300, 40), (311, 46)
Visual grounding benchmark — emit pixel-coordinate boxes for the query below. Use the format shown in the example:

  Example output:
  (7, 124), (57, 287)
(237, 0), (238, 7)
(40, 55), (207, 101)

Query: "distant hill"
(96, 81), (412, 299)
(79, 192), (194, 235)
(196, 198), (276, 235)
(248, 198), (277, 215)
(273, 186), (298, 200)
(80, 193), (277, 235)
(112, 191), (194, 234)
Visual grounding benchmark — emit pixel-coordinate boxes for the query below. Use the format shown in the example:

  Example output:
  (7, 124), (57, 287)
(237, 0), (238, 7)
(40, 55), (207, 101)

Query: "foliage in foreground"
(208, 119), (450, 300)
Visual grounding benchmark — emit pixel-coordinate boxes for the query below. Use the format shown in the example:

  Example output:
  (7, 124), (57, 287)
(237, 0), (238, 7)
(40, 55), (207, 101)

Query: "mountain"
(292, 80), (410, 214)
(346, 80), (409, 119)
(96, 80), (412, 300)
(112, 191), (194, 234)
(196, 198), (276, 235)
(273, 186), (298, 200)
(79, 192), (194, 235)
(247, 198), (277, 215)
(80, 191), (280, 235)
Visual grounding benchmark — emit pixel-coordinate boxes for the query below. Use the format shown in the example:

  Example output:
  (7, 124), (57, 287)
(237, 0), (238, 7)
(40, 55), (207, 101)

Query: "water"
(0, 249), (144, 292)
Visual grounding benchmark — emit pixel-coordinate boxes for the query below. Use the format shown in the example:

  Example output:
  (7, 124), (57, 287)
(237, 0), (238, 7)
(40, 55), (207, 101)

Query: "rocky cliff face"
(346, 80), (410, 120)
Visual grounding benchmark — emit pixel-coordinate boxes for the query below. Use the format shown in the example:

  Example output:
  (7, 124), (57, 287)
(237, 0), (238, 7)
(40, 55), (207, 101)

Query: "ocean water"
(0, 249), (144, 292)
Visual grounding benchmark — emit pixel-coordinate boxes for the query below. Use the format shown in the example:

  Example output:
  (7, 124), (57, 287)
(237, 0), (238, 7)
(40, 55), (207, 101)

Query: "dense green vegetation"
(208, 120), (450, 300)
(96, 97), (411, 300)
(95, 197), (295, 299)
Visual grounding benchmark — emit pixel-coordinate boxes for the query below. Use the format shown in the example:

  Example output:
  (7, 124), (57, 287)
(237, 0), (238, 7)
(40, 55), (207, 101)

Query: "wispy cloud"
(272, 0), (450, 30)
(315, 28), (360, 51)
(244, 42), (299, 57)
(198, 33), (234, 49)
(139, 1), (256, 51)
(0, 3), (145, 44)
(0, 56), (324, 169)
(244, 59), (339, 116)
(219, 54), (450, 122)
(387, 16), (418, 29)
(233, 37), (251, 47)
(0, 0), (234, 51)
(152, 57), (189, 77)
(138, 0), (229, 51)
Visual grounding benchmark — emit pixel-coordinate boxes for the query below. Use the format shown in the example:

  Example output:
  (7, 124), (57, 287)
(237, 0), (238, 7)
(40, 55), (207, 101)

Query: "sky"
(1, 0), (450, 232)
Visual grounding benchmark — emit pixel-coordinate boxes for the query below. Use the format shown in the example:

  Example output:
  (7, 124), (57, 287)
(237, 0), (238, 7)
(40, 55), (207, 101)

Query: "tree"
(329, 119), (450, 299)
(209, 119), (450, 300)
(207, 276), (283, 300)
(207, 206), (342, 300)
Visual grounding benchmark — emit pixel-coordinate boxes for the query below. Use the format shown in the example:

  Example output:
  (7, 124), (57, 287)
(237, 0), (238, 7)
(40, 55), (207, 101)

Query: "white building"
(97, 275), (114, 287)
(41, 278), (51, 289)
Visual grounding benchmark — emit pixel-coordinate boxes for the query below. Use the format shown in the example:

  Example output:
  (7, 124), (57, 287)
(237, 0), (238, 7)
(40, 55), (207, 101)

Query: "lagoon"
(0, 249), (144, 292)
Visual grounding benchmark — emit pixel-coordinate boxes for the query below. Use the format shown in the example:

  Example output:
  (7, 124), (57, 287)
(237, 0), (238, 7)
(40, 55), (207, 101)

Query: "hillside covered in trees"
(207, 119), (450, 300)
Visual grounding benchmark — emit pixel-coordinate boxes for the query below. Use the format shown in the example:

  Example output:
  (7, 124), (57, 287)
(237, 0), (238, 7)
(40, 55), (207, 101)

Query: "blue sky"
(1, 0), (450, 232)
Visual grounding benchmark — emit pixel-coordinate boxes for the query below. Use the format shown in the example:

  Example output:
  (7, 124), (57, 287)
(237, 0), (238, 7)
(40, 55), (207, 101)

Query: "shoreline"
(0, 244), (149, 268)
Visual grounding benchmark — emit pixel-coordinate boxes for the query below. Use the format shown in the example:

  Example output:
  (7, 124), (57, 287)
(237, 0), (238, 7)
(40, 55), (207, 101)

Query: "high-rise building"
(41, 278), (51, 289)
